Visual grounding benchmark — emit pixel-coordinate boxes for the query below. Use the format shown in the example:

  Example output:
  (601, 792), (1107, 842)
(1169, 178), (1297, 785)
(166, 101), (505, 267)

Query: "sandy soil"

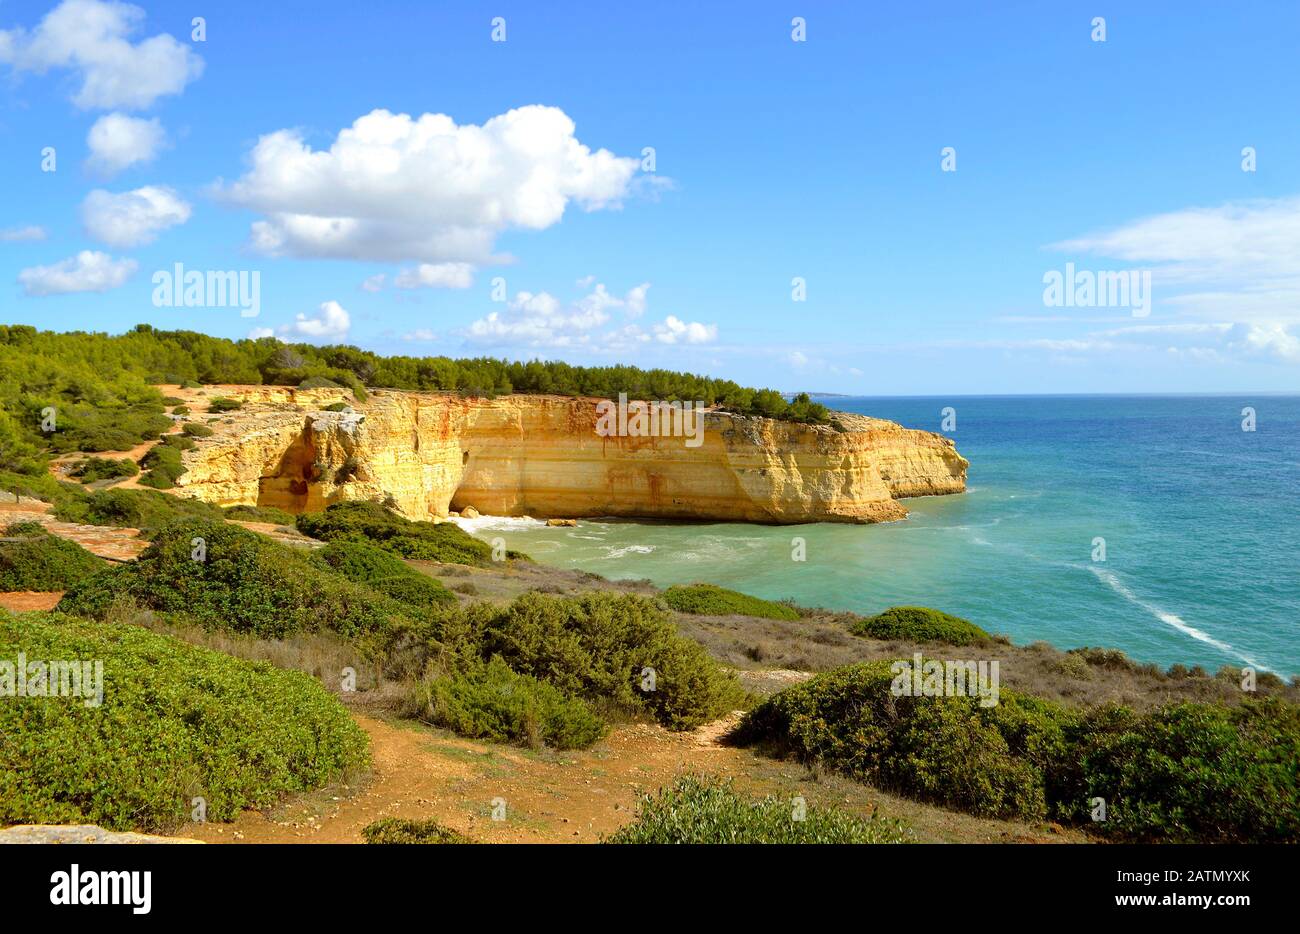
(175, 709), (1087, 845)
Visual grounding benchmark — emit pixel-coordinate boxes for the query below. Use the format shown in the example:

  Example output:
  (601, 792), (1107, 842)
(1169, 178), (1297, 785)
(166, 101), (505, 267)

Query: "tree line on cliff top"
(0, 323), (831, 494)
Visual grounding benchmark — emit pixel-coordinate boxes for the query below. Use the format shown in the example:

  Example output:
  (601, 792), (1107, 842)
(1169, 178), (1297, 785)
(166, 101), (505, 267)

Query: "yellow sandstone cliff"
(172, 389), (968, 524)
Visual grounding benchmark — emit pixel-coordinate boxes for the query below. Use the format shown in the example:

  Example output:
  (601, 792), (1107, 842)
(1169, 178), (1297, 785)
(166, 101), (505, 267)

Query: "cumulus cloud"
(402, 329), (436, 341)
(17, 249), (136, 295)
(393, 262), (474, 290)
(1051, 195), (1300, 322)
(359, 274), (386, 292)
(0, 225), (46, 242)
(463, 282), (662, 349)
(281, 300), (350, 341)
(247, 327), (275, 339)
(219, 105), (641, 264)
(81, 185), (190, 247)
(86, 112), (165, 175)
(0, 0), (203, 110)
(653, 315), (717, 345)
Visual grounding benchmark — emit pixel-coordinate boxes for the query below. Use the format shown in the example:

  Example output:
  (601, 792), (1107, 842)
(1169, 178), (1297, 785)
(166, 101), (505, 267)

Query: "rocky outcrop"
(0, 824), (202, 844)
(172, 390), (967, 524)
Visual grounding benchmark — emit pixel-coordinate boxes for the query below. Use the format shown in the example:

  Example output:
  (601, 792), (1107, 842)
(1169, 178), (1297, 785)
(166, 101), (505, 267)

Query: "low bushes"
(182, 422), (214, 438)
(447, 591), (745, 731)
(207, 397), (242, 413)
(0, 523), (105, 590)
(314, 540), (457, 609)
(662, 583), (800, 621)
(69, 457), (138, 483)
(57, 519), (417, 645)
(297, 501), (525, 565)
(362, 818), (472, 844)
(407, 657), (606, 750)
(603, 775), (911, 844)
(53, 488), (223, 531)
(0, 613), (369, 833)
(851, 606), (992, 646)
(734, 660), (1300, 841)
(138, 444), (186, 489)
(45, 404), (172, 454)
(223, 504), (296, 525)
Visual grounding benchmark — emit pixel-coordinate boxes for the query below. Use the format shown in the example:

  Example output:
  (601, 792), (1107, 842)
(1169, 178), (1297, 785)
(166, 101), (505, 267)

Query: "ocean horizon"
(462, 394), (1300, 678)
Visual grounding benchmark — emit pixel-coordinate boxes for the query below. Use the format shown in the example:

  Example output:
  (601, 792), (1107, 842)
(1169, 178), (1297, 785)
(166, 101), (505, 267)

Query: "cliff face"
(173, 390), (967, 524)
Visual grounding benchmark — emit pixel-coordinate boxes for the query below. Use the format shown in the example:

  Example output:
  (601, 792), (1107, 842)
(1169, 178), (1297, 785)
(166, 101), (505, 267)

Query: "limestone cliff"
(172, 390), (967, 524)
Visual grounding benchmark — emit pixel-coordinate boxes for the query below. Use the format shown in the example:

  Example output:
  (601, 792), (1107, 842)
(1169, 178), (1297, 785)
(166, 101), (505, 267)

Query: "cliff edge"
(171, 388), (968, 524)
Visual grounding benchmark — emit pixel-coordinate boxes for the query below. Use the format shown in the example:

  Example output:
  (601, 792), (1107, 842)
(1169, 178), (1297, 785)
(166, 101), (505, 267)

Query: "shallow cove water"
(458, 395), (1300, 678)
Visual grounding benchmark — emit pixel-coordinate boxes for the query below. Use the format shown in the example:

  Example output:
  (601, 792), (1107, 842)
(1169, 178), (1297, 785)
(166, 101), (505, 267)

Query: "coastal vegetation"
(0, 522), (105, 591)
(603, 775), (911, 844)
(68, 457), (138, 483)
(850, 605), (992, 646)
(297, 500), (525, 565)
(0, 613), (369, 833)
(662, 583), (801, 621)
(732, 660), (1300, 841)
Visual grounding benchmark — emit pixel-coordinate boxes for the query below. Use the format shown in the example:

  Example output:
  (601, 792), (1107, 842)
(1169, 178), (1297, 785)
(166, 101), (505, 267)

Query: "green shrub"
(0, 612), (369, 833)
(851, 606), (991, 646)
(45, 405), (172, 455)
(314, 540), (456, 609)
(322, 402), (351, 413)
(362, 817), (472, 844)
(0, 523), (106, 590)
(182, 422), (214, 438)
(0, 469), (87, 507)
(223, 504), (296, 525)
(1053, 698), (1300, 842)
(207, 397), (242, 413)
(733, 661), (1072, 821)
(159, 434), (195, 452)
(603, 775), (911, 844)
(662, 583), (800, 621)
(171, 405), (190, 416)
(57, 519), (417, 644)
(138, 443), (186, 489)
(409, 657), (606, 750)
(298, 376), (343, 390)
(53, 488), (223, 531)
(297, 501), (525, 565)
(451, 591), (744, 730)
(736, 660), (1300, 841)
(69, 457), (139, 483)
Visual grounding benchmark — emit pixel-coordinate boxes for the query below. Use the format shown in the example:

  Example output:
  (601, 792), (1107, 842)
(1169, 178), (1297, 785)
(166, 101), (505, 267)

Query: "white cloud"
(789, 350), (809, 368)
(0, 225), (46, 242)
(575, 274), (596, 288)
(359, 274), (386, 292)
(0, 0), (203, 110)
(81, 185), (190, 247)
(247, 327), (275, 339)
(219, 105), (640, 264)
(1051, 195), (1300, 322)
(402, 329), (436, 341)
(281, 300), (350, 341)
(18, 249), (136, 295)
(86, 112), (165, 175)
(653, 315), (717, 345)
(393, 262), (474, 290)
(463, 282), (657, 348)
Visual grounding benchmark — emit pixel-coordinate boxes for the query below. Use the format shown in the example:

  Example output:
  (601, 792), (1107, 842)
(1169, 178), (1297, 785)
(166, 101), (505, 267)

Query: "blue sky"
(1, 0), (1298, 394)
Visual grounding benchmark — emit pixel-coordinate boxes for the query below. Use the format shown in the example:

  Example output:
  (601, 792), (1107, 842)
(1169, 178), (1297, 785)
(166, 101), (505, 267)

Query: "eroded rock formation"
(173, 390), (968, 524)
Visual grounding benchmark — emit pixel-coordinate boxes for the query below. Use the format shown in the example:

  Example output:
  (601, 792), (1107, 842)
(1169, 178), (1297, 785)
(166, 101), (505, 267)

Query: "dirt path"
(0, 592), (63, 612)
(176, 709), (1086, 845)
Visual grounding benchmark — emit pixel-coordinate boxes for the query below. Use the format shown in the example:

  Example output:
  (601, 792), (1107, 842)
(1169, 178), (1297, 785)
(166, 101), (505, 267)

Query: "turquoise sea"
(460, 396), (1300, 678)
